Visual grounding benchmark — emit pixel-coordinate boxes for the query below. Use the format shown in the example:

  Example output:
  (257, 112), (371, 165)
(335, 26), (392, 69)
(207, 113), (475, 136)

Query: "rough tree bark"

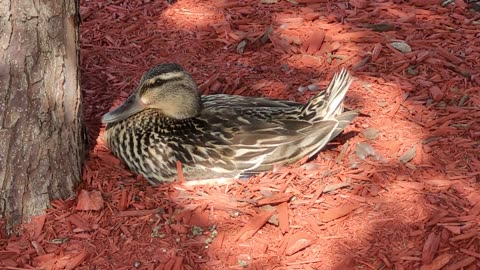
(0, 0), (86, 231)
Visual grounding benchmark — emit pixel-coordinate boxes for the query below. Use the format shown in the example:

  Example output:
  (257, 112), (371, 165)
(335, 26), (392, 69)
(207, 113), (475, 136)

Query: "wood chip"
(420, 253), (454, 270)
(285, 232), (314, 256)
(256, 193), (293, 206)
(422, 232), (441, 264)
(304, 29), (325, 54)
(234, 211), (275, 242)
(76, 190), (104, 211)
(277, 202), (289, 234)
(4, 1), (479, 269)
(443, 256), (476, 270)
(319, 204), (360, 222)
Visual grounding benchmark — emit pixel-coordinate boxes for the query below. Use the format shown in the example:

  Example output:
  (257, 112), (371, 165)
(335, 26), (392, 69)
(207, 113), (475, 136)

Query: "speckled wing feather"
(202, 95), (304, 123)
(175, 106), (339, 177)
(179, 108), (310, 174)
(202, 94), (302, 109)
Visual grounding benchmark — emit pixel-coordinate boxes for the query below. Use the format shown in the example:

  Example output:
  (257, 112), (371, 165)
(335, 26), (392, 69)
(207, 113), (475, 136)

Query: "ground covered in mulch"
(2, 0), (480, 269)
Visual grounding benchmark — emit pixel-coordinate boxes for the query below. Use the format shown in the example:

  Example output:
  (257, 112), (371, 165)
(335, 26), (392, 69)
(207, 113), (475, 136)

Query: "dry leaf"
(399, 145), (417, 164)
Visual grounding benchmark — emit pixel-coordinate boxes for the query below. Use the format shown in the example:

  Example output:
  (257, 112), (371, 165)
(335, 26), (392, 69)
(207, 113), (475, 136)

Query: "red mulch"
(2, 0), (480, 269)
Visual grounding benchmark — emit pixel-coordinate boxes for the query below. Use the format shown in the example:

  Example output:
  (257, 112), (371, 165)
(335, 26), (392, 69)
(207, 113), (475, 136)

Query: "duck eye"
(149, 78), (166, 88)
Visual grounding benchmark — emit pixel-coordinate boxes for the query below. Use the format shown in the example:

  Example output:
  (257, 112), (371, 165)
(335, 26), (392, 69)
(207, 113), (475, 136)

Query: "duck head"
(101, 63), (201, 124)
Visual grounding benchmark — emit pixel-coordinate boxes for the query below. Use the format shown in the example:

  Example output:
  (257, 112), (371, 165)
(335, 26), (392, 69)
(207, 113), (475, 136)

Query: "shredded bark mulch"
(1, 1), (479, 269)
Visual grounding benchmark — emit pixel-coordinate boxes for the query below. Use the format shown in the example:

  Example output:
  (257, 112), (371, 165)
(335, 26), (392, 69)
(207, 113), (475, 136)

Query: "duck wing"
(202, 94), (302, 109)
(178, 69), (357, 178)
(179, 108), (338, 176)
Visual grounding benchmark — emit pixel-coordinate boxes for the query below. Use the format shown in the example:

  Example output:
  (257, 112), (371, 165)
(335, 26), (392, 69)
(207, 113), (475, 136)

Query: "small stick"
(176, 160), (186, 183)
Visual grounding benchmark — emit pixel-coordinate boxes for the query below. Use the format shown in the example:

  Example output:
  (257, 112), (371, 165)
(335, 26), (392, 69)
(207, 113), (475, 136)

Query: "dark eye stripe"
(150, 76), (184, 88)
(138, 76), (184, 96)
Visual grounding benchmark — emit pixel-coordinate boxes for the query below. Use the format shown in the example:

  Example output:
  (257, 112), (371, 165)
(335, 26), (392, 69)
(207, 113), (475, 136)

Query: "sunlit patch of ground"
(1, 0), (479, 269)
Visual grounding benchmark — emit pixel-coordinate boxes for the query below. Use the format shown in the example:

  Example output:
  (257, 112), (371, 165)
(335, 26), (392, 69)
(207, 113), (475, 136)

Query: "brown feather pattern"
(103, 64), (357, 185)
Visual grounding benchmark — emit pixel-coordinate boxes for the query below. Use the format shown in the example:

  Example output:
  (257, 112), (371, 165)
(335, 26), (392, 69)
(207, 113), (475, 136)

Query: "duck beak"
(101, 93), (147, 124)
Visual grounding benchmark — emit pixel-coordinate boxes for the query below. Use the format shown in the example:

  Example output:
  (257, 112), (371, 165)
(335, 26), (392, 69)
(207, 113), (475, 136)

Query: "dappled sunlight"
(70, 0), (480, 268)
(3, 0), (479, 269)
(75, 0), (480, 268)
(160, 1), (225, 31)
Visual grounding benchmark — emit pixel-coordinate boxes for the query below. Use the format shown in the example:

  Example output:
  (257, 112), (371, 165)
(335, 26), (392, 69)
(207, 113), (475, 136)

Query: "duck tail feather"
(328, 110), (358, 141)
(301, 68), (353, 121)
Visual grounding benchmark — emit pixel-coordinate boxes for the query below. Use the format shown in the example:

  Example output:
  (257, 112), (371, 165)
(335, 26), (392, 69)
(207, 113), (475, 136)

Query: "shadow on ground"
(74, 0), (479, 269)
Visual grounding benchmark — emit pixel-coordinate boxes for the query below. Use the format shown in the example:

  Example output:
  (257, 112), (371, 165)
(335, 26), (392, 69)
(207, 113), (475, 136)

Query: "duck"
(101, 63), (357, 185)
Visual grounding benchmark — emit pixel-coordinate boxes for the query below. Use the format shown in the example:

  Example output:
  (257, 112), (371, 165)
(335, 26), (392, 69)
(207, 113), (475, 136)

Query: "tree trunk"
(0, 0), (86, 232)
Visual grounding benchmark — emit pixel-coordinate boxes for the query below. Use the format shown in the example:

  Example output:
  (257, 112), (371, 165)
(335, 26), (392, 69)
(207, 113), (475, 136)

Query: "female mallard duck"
(101, 63), (357, 185)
